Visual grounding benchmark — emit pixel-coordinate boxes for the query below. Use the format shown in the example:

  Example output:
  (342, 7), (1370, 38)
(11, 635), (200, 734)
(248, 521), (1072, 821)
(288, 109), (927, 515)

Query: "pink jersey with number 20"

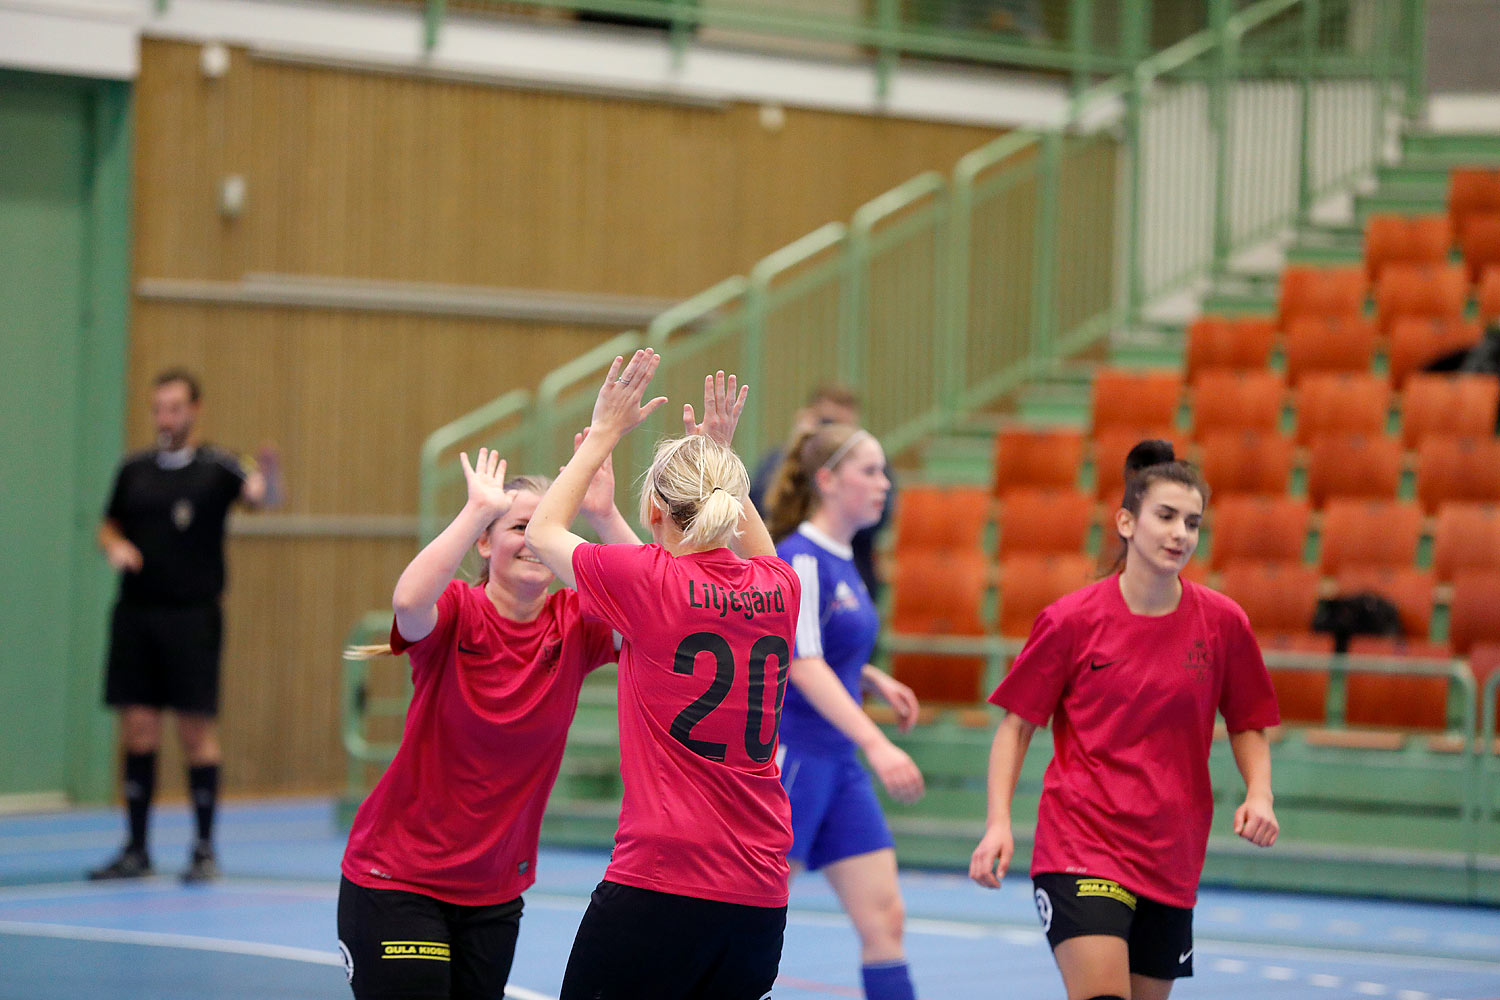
(571, 542), (800, 908)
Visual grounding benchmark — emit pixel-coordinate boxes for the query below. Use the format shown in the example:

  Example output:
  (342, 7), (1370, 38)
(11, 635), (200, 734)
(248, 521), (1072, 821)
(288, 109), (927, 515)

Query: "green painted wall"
(0, 70), (131, 804)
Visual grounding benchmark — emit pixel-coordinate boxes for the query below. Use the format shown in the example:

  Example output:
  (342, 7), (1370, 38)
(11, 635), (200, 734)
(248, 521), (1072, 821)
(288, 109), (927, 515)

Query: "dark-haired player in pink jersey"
(527, 352), (800, 1000)
(336, 443), (638, 1000)
(970, 440), (1280, 1000)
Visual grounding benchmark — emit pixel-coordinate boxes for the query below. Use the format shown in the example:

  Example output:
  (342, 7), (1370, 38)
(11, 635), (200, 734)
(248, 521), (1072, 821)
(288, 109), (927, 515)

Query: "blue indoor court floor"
(1, 799), (1497, 1000)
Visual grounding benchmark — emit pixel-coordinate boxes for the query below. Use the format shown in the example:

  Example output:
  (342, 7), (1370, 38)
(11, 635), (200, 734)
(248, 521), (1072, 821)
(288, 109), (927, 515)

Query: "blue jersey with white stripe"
(776, 522), (881, 754)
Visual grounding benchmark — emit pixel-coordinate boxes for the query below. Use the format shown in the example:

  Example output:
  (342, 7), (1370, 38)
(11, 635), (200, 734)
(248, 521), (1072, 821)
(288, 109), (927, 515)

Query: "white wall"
(0, 0), (1071, 128)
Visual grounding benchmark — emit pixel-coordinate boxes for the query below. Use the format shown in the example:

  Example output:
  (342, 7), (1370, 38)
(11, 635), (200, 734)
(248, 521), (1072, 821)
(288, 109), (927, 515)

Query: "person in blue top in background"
(765, 422), (926, 1000)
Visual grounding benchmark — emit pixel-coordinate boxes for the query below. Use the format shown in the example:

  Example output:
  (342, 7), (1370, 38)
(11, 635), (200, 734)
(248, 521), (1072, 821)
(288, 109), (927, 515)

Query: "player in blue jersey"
(765, 422), (926, 1000)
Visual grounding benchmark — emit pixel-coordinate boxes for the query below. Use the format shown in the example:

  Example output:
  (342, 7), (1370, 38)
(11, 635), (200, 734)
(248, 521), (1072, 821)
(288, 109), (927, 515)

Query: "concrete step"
(1354, 188), (1449, 222)
(1110, 326), (1185, 369)
(1199, 289), (1277, 316)
(1401, 131), (1500, 162)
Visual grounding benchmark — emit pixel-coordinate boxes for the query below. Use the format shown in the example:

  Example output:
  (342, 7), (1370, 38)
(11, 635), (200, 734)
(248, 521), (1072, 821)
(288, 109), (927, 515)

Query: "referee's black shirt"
(105, 447), (246, 606)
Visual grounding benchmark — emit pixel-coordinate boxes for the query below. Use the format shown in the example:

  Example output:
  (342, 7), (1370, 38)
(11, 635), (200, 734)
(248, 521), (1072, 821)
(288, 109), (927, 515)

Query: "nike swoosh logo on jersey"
(457, 642), (483, 655)
(1179, 949), (1193, 964)
(1089, 659), (1117, 671)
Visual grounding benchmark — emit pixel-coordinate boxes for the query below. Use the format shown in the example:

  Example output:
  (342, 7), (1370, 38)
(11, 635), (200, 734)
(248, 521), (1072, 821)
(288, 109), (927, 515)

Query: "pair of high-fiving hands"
(588, 349), (748, 449)
(459, 350), (748, 522)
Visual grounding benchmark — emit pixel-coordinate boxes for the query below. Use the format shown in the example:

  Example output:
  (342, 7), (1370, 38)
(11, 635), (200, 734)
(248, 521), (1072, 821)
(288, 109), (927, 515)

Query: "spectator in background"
(90, 369), (277, 883)
(750, 384), (894, 598)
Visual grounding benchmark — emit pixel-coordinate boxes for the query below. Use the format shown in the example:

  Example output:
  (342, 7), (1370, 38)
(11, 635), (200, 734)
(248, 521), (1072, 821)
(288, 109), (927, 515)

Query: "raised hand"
(591, 349), (669, 440)
(682, 370), (749, 446)
(459, 447), (515, 520)
(573, 428), (617, 521)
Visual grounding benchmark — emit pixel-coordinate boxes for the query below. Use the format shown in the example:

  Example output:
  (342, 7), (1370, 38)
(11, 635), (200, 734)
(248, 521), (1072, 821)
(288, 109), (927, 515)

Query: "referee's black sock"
(123, 752), (156, 855)
(188, 763), (220, 848)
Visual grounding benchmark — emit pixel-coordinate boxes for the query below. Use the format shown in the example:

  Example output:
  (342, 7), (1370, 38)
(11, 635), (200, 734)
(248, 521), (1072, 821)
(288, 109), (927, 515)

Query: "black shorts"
(336, 876), (523, 1000)
(1032, 872), (1194, 980)
(559, 881), (786, 1000)
(104, 602), (223, 714)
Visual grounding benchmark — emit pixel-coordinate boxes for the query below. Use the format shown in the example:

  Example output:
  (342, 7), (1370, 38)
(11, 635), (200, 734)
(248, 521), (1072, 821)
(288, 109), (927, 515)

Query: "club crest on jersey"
(1182, 639), (1211, 683)
(830, 580), (861, 613)
(540, 638), (563, 674)
(172, 499), (194, 531)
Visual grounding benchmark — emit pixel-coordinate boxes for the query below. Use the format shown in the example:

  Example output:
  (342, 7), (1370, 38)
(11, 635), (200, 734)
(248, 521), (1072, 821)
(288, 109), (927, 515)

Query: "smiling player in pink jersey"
(971, 440), (1280, 1000)
(337, 443), (637, 1000)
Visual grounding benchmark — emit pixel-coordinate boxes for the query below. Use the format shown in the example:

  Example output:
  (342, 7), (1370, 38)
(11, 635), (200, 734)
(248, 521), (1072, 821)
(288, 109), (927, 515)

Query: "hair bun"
(1124, 439), (1175, 476)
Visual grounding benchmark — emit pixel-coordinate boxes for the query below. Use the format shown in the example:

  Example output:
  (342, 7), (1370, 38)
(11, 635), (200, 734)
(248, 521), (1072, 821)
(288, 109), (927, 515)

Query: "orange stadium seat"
(1278, 265), (1367, 329)
(1295, 373), (1390, 445)
(1374, 263), (1468, 337)
(1481, 266), (1500, 323)
(1460, 212), (1500, 284)
(1433, 503), (1500, 582)
(1450, 167), (1500, 240)
(1416, 436), (1500, 513)
(1091, 427), (1183, 504)
(1446, 569), (1500, 655)
(996, 488), (1094, 559)
(998, 553), (1095, 638)
(1400, 373), (1500, 449)
(1195, 430), (1294, 498)
(1208, 495), (1312, 571)
(890, 552), (989, 703)
(1185, 315), (1276, 382)
(1257, 631), (1334, 724)
(1283, 316), (1378, 386)
(1364, 213), (1453, 283)
(1320, 499), (1423, 575)
(894, 486), (990, 556)
(1190, 369), (1285, 441)
(1386, 317), (1483, 389)
(992, 427), (1085, 497)
(1304, 434), (1403, 507)
(1334, 565), (1435, 639)
(1343, 641), (1452, 731)
(1091, 368), (1183, 435)
(1219, 561), (1322, 635)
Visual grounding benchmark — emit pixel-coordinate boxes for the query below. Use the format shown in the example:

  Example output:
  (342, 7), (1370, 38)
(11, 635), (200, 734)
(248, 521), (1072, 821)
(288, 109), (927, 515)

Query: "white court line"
(0, 821), (331, 854)
(0, 921), (556, 1000)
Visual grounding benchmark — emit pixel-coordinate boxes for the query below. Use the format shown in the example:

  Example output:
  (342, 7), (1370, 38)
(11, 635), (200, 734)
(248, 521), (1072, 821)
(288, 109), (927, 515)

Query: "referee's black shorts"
(104, 601), (223, 715)
(337, 876), (523, 1000)
(559, 880), (785, 1000)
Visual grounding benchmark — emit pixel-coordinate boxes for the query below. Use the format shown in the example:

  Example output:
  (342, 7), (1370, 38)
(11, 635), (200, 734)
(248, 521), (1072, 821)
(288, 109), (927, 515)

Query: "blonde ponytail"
(640, 435), (750, 551)
(344, 643), (396, 660)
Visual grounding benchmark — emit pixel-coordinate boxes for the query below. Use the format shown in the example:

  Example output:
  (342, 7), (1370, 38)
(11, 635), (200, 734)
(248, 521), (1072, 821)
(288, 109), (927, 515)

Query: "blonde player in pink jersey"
(337, 443), (637, 1000)
(970, 440), (1280, 1000)
(527, 351), (801, 1000)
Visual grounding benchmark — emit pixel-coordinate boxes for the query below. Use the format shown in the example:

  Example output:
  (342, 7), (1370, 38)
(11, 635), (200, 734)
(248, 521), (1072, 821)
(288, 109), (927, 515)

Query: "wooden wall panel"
(133, 39), (998, 297)
(125, 302), (616, 514)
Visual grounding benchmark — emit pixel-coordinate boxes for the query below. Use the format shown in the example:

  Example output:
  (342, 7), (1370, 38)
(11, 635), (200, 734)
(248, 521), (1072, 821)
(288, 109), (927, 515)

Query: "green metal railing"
(413, 0), (1428, 110)
(416, 0), (1423, 525)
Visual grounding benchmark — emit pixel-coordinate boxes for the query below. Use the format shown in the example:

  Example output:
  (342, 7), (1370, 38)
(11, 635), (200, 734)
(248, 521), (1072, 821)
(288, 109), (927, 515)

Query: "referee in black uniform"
(90, 369), (272, 883)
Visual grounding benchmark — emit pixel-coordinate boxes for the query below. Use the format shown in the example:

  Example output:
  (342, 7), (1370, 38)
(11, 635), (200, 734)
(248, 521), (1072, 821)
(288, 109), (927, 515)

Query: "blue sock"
(861, 960), (916, 1000)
